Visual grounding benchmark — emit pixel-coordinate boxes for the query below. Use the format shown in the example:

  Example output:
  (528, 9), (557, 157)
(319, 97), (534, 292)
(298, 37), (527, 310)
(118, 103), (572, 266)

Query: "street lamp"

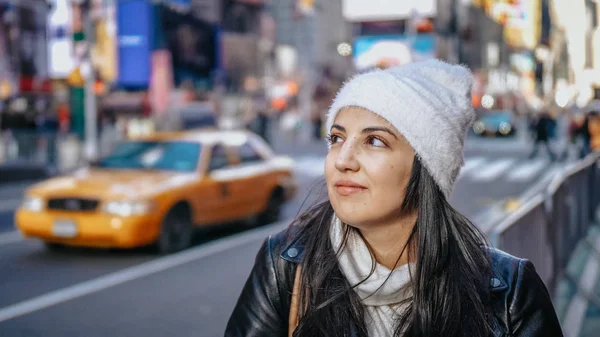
(70, 0), (98, 161)
(337, 43), (352, 57)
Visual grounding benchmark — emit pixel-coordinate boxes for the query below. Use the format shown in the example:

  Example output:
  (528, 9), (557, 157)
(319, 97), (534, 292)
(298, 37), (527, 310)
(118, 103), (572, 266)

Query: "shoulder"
(486, 247), (524, 291)
(486, 246), (549, 290)
(485, 247), (546, 294)
(485, 248), (561, 334)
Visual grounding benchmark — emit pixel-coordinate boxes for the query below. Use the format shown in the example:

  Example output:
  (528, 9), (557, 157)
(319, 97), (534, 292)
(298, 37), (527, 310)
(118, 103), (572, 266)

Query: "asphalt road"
(0, 135), (573, 337)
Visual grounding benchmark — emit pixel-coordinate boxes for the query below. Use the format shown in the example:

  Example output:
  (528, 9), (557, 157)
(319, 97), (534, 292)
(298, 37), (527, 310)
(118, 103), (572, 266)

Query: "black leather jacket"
(225, 227), (564, 336)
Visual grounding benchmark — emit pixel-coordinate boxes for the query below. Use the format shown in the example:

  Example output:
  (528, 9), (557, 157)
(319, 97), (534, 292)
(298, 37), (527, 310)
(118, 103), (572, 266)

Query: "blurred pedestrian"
(588, 111), (600, 154)
(244, 93), (271, 144)
(36, 110), (59, 170)
(226, 60), (562, 337)
(529, 111), (556, 161)
(279, 97), (302, 141)
(578, 111), (594, 158)
(559, 110), (582, 161)
(312, 66), (335, 140)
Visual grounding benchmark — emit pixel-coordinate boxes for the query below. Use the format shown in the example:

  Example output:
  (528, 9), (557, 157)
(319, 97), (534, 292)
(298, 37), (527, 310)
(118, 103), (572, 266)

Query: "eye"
(326, 133), (343, 145)
(367, 136), (386, 148)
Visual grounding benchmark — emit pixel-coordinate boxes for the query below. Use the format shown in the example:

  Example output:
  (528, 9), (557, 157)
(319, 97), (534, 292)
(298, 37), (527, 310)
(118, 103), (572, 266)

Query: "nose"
(334, 141), (360, 172)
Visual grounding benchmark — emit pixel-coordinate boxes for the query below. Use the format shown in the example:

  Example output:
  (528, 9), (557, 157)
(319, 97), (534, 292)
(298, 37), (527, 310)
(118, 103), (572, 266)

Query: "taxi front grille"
(47, 198), (100, 212)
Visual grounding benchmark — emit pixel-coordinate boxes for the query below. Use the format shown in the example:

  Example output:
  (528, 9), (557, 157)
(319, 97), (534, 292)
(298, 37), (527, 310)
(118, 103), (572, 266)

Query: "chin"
(331, 202), (373, 228)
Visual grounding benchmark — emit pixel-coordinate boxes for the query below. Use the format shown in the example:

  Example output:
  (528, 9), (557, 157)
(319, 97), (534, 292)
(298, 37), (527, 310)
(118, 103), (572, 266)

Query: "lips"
(334, 180), (367, 196)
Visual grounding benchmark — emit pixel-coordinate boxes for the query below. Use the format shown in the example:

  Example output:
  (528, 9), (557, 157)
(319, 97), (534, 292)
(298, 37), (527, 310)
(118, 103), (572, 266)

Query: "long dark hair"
(290, 156), (493, 337)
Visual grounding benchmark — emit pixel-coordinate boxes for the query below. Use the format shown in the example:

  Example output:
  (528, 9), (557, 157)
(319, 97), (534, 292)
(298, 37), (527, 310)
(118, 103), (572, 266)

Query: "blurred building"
(264, 0), (352, 127)
(189, 0), (221, 24)
(101, 0), (218, 122)
(222, 0), (267, 93)
(315, 0), (354, 79)
(550, 0), (600, 108)
(269, 0), (351, 80)
(0, 0), (51, 116)
(453, 0), (600, 113)
(270, 0), (316, 79)
(436, 0), (545, 113)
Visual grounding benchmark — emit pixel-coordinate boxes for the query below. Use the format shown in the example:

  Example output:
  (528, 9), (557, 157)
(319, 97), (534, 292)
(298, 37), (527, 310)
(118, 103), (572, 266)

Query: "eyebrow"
(331, 124), (399, 140)
(362, 127), (399, 139)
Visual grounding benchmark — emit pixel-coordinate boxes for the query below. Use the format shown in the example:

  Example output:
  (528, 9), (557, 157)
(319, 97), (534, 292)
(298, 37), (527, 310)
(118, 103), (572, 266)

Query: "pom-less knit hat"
(326, 59), (476, 198)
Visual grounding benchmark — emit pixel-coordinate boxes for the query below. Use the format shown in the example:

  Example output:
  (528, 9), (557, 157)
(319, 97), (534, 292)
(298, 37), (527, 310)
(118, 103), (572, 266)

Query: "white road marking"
(470, 158), (517, 182)
(0, 231), (23, 246)
(563, 235), (600, 337)
(0, 219), (289, 323)
(458, 157), (487, 177)
(0, 198), (21, 213)
(505, 159), (548, 182)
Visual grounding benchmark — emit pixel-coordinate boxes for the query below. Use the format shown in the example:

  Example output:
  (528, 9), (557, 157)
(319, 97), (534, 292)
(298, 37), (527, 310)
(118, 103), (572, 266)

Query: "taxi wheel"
(157, 206), (193, 254)
(258, 188), (284, 225)
(44, 242), (66, 252)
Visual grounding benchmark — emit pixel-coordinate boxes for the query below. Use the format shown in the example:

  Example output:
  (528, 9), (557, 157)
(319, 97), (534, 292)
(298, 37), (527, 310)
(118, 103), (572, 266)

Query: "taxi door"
(192, 142), (239, 225)
(223, 141), (274, 218)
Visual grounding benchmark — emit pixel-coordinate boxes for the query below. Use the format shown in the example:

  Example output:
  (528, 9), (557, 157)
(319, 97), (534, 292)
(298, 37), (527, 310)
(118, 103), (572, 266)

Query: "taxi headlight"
(21, 196), (44, 212)
(499, 122), (512, 135)
(102, 200), (155, 217)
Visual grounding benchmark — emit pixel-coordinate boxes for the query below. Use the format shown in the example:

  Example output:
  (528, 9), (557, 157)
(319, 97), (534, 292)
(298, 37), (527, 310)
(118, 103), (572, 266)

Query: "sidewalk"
(269, 122), (328, 158)
(556, 212), (600, 337)
(0, 134), (84, 185)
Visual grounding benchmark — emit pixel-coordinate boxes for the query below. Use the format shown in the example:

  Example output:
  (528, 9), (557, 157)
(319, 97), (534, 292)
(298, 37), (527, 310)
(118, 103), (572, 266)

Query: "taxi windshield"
(95, 141), (201, 172)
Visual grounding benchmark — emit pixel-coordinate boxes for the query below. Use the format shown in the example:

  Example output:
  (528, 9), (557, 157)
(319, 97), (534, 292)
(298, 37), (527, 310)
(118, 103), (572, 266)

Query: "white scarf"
(330, 215), (413, 337)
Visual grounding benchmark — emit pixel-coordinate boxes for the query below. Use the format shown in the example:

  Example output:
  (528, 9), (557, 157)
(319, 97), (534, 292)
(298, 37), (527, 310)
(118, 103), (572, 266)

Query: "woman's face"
(325, 106), (415, 228)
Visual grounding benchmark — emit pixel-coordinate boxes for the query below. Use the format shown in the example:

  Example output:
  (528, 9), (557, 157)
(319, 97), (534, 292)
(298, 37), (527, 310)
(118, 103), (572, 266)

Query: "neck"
(357, 211), (418, 270)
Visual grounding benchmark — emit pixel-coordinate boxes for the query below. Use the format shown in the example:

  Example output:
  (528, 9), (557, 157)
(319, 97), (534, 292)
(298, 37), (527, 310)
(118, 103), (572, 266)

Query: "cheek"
(372, 160), (412, 193)
(324, 153), (337, 182)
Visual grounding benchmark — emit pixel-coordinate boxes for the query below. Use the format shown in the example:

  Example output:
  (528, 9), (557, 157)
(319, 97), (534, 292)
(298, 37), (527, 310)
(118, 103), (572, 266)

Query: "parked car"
(472, 110), (516, 137)
(15, 129), (297, 254)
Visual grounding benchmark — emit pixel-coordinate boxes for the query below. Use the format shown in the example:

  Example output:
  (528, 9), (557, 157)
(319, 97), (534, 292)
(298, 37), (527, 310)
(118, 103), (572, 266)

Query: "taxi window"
(237, 142), (263, 164)
(209, 144), (230, 171)
(95, 141), (201, 172)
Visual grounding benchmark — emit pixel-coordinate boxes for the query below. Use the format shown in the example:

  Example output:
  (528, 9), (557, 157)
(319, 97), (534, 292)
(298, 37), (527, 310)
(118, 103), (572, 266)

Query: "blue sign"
(165, 0), (190, 4)
(117, 0), (153, 88)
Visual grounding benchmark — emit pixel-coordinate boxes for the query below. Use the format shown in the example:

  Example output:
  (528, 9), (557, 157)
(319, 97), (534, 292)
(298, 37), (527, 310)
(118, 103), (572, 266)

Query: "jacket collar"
(280, 231), (305, 263)
(280, 237), (508, 292)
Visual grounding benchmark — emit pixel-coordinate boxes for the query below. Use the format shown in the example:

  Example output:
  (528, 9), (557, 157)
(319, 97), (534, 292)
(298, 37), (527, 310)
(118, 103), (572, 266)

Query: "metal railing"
(486, 152), (600, 291)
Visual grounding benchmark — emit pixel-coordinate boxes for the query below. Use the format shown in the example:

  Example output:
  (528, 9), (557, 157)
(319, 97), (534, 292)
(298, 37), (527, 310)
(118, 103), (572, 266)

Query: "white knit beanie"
(326, 59), (476, 198)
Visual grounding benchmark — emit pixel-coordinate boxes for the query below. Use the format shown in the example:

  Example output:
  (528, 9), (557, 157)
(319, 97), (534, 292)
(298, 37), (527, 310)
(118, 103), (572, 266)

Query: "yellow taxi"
(16, 129), (297, 254)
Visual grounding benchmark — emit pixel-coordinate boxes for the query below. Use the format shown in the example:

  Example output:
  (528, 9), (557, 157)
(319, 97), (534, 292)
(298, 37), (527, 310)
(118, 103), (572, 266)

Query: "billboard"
(18, 4), (49, 79)
(149, 50), (174, 115)
(342, 0), (436, 22)
(353, 34), (436, 71)
(160, 5), (217, 87)
(0, 5), (17, 98)
(473, 0), (540, 49)
(91, 0), (118, 83)
(48, 0), (74, 79)
(116, 0), (153, 88)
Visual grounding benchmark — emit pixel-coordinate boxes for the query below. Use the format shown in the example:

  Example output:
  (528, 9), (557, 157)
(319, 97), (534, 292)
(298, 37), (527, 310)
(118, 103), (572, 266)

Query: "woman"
(225, 60), (562, 337)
